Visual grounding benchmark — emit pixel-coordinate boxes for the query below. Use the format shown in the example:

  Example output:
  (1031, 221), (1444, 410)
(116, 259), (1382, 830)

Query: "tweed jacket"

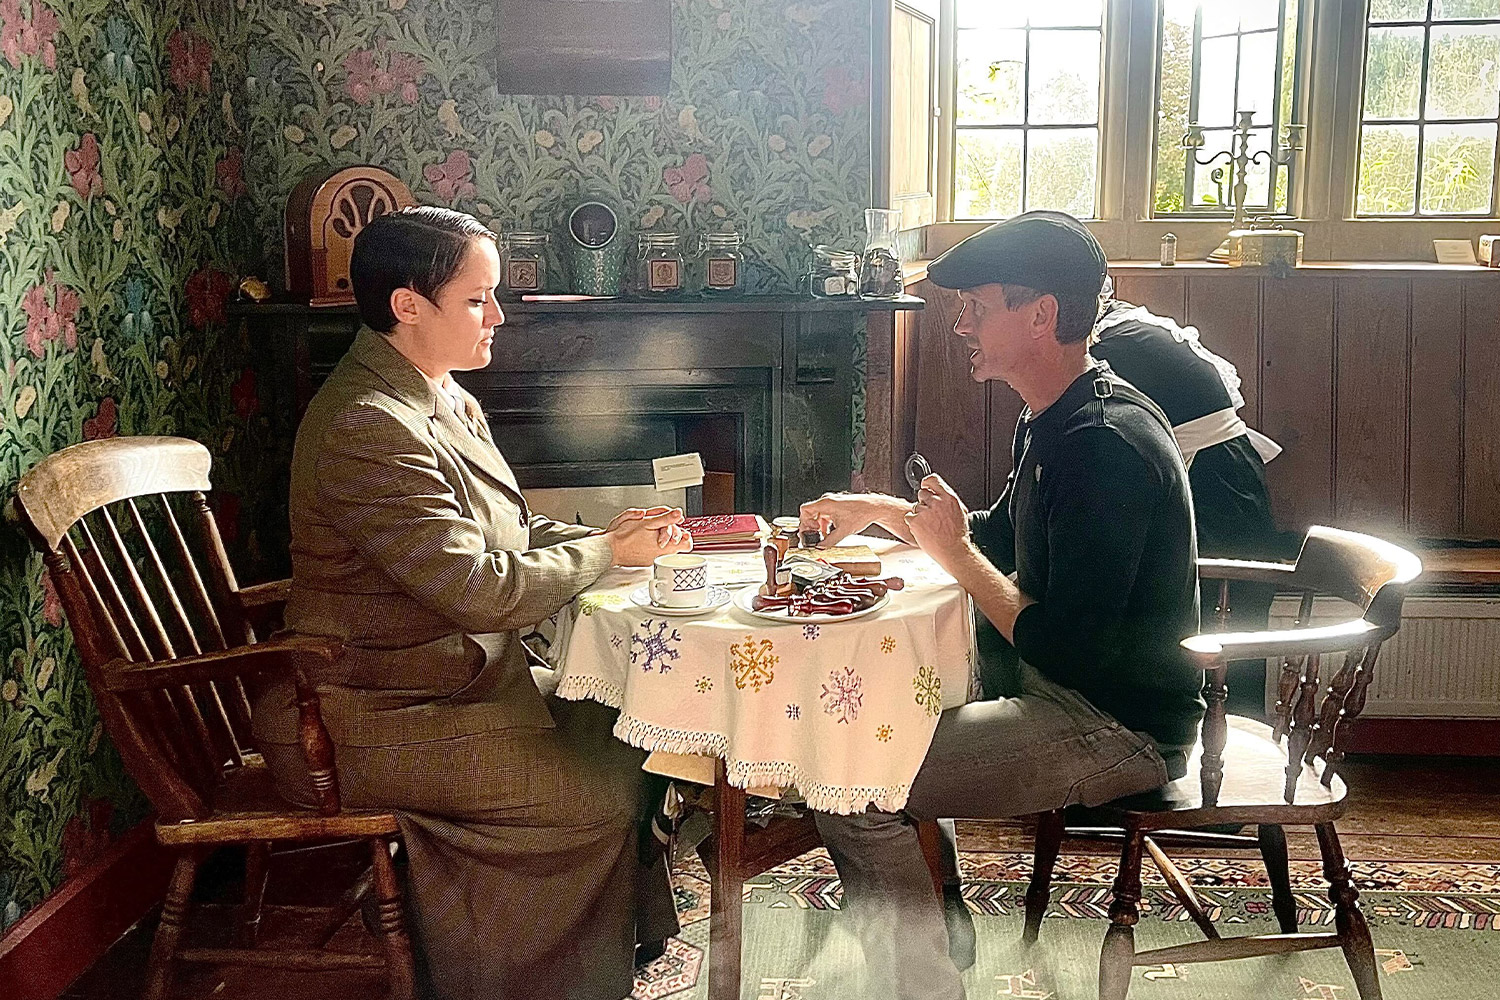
(254, 328), (615, 748)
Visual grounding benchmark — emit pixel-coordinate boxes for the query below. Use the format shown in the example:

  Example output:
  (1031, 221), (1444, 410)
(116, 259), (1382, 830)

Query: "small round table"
(550, 537), (976, 814)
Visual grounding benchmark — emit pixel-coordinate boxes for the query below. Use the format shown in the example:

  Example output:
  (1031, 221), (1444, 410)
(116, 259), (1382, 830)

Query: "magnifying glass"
(904, 452), (932, 495)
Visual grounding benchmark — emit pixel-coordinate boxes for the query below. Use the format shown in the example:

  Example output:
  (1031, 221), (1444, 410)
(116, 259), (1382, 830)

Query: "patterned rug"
(632, 850), (1500, 999)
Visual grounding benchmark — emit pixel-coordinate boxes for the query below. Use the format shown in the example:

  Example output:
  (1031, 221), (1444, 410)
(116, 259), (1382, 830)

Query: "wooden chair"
(12, 436), (414, 1000)
(1017, 525), (1420, 1000)
(698, 761), (947, 1000)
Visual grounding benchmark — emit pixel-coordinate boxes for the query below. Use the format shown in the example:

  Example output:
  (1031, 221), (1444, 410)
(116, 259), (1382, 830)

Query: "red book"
(681, 514), (767, 550)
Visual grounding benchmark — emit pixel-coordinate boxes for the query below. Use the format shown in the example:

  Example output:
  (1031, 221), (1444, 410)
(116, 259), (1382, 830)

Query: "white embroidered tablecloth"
(550, 538), (977, 814)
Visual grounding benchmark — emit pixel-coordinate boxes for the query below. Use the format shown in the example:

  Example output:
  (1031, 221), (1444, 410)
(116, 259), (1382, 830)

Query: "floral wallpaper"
(0, 0), (279, 928)
(0, 0), (873, 933)
(235, 0), (872, 295)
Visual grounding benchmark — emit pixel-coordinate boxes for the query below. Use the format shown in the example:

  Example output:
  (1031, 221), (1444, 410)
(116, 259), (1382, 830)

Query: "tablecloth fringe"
(555, 673), (625, 709)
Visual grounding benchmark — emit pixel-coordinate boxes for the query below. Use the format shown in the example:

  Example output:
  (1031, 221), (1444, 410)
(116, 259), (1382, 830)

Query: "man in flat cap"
(800, 210), (1203, 998)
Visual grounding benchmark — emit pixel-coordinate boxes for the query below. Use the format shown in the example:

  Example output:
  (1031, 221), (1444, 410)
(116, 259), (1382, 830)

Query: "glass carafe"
(858, 208), (905, 299)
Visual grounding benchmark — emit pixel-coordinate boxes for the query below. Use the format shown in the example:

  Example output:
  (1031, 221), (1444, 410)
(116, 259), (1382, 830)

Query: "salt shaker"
(1160, 232), (1178, 267)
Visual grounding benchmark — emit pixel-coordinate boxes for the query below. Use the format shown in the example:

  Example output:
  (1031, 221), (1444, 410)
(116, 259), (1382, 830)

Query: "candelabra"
(1181, 110), (1306, 228)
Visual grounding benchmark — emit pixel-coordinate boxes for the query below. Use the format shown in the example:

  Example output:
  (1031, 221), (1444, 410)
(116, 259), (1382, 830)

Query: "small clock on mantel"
(284, 165), (416, 307)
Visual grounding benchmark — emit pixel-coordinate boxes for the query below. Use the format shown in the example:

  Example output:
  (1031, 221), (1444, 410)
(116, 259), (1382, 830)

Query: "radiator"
(1266, 596), (1500, 719)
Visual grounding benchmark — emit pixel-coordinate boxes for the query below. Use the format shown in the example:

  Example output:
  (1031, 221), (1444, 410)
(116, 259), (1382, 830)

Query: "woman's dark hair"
(350, 206), (496, 332)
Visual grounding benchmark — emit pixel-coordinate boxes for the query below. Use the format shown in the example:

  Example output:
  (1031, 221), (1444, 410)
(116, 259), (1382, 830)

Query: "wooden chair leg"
(1098, 829), (1144, 1000)
(369, 836), (416, 1000)
(1143, 836), (1218, 941)
(707, 762), (746, 1000)
(143, 851), (202, 1000)
(235, 841), (271, 947)
(311, 866), (375, 948)
(1258, 823), (1299, 934)
(1316, 823), (1382, 1000)
(1023, 809), (1065, 945)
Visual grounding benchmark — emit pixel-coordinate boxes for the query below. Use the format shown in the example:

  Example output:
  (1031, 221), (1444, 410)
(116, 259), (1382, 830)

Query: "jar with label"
(502, 231), (550, 295)
(1160, 232), (1178, 267)
(699, 231), (744, 294)
(808, 245), (859, 298)
(636, 232), (684, 295)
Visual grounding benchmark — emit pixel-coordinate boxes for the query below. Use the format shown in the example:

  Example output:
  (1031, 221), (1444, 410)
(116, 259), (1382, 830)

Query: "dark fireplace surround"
(244, 297), (920, 519)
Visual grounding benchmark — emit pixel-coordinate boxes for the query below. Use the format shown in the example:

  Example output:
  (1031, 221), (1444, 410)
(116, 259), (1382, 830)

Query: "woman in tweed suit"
(254, 207), (689, 1000)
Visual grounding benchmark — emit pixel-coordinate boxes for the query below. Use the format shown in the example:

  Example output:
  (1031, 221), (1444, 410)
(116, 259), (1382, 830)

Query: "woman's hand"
(605, 508), (690, 566)
(905, 474), (972, 568)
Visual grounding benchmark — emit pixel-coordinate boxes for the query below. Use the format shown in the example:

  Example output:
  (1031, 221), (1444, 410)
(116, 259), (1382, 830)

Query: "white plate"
(628, 584), (732, 617)
(731, 586), (890, 624)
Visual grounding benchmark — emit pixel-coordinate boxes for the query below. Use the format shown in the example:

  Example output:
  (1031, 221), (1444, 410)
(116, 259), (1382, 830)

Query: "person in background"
(252, 206), (688, 1000)
(1089, 275), (1291, 716)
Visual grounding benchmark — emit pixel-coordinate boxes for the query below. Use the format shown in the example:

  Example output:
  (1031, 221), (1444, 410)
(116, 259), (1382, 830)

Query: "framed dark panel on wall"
(494, 0), (671, 95)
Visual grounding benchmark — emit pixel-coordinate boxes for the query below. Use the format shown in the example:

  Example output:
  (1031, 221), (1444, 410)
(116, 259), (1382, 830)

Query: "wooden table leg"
(708, 758), (746, 1000)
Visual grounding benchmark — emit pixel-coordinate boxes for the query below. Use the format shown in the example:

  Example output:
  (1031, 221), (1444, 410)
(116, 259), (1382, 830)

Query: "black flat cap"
(927, 210), (1107, 302)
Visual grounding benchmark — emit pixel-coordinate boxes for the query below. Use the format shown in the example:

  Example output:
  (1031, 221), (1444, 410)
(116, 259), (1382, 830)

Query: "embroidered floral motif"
(609, 634), (622, 648)
(731, 635), (777, 691)
(820, 664), (863, 724)
(579, 592), (626, 616)
(630, 619), (683, 673)
(876, 725), (892, 742)
(880, 636), (896, 654)
(802, 623), (820, 640)
(913, 665), (942, 717)
(786, 704), (800, 720)
(696, 676), (713, 693)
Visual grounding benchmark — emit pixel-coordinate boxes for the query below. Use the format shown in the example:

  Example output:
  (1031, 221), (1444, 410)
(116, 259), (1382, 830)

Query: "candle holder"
(1181, 110), (1304, 229)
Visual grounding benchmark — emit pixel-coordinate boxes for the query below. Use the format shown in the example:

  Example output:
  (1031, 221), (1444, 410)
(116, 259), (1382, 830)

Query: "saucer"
(629, 584), (732, 616)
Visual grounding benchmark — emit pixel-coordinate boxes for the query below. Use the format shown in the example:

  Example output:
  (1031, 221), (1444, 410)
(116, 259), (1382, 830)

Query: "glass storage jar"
(808, 245), (859, 298)
(636, 232), (685, 294)
(501, 231), (550, 294)
(700, 230), (744, 294)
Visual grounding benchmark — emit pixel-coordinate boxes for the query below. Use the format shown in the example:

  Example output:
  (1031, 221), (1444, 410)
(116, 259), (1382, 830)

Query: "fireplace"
(243, 296), (921, 522)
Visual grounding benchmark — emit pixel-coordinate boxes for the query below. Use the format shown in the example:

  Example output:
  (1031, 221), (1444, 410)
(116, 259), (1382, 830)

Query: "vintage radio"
(284, 166), (416, 306)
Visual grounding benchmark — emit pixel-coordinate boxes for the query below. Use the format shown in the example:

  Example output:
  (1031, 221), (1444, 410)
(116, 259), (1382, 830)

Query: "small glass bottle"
(636, 232), (684, 294)
(502, 231), (551, 294)
(700, 231), (744, 294)
(808, 245), (859, 298)
(1160, 232), (1178, 267)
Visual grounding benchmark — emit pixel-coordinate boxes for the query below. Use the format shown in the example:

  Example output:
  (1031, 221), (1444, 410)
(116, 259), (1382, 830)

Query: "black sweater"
(969, 365), (1205, 746)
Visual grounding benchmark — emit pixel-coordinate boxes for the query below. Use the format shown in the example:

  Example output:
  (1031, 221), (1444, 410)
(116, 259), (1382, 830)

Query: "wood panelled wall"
(903, 268), (1500, 542)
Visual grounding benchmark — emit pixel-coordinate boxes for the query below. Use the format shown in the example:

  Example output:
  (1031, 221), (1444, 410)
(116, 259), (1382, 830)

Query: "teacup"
(650, 553), (709, 608)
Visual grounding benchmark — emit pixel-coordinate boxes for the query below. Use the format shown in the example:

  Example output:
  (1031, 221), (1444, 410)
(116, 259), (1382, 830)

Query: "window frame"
(908, 0), (1500, 263)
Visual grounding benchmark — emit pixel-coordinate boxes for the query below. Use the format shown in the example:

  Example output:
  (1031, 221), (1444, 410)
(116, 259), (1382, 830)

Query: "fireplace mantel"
(239, 296), (923, 518)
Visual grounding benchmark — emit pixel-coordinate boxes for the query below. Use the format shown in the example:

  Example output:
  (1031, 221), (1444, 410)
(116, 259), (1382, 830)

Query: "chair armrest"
(237, 579), (291, 610)
(1180, 618), (1384, 667)
(102, 635), (343, 692)
(235, 579), (292, 635)
(1196, 558), (1298, 584)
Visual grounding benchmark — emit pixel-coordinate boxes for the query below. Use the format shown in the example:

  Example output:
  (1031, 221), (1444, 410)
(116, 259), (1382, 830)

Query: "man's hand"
(800, 492), (912, 547)
(905, 474), (972, 568)
(605, 508), (690, 566)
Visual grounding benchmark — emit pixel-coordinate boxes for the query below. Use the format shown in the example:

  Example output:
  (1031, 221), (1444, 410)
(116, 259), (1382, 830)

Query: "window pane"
(957, 29), (1026, 124)
(954, 129), (1024, 219)
(1239, 0), (1282, 33)
(1420, 122), (1498, 213)
(1433, 0), (1500, 19)
(1025, 128), (1098, 216)
(1363, 26), (1425, 120)
(1028, 0), (1103, 28)
(1369, 0), (1430, 21)
(1028, 30), (1101, 124)
(1237, 30), (1279, 118)
(1357, 123), (1421, 213)
(956, 2), (1025, 30)
(1197, 36), (1240, 125)
(1155, 5), (1196, 214)
(1425, 25), (1500, 120)
(1201, 3), (1241, 36)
